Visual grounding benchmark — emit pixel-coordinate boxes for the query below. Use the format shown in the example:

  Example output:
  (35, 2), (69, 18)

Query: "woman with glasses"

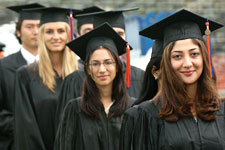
(54, 23), (133, 150)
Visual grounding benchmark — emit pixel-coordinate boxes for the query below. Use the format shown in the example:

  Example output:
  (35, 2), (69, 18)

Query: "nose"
(52, 32), (60, 39)
(98, 63), (107, 72)
(33, 26), (39, 35)
(183, 55), (193, 68)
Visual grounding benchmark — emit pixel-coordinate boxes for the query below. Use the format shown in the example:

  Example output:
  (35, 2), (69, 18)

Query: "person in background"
(75, 5), (104, 68)
(0, 3), (44, 150)
(0, 42), (5, 58)
(120, 9), (225, 150)
(14, 7), (80, 150)
(55, 22), (134, 150)
(133, 39), (163, 105)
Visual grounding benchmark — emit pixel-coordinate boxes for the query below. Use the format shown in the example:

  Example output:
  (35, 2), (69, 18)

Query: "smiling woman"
(14, 7), (80, 150)
(120, 9), (225, 150)
(54, 23), (133, 150)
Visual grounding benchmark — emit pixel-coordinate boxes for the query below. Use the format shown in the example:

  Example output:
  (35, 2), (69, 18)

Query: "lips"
(181, 70), (194, 76)
(98, 75), (108, 80)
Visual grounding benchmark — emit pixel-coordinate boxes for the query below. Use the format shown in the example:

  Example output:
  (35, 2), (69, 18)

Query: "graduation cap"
(75, 6), (104, 31)
(140, 9), (224, 78)
(139, 9), (224, 48)
(67, 22), (132, 61)
(25, 7), (81, 26)
(7, 3), (44, 22)
(76, 8), (139, 30)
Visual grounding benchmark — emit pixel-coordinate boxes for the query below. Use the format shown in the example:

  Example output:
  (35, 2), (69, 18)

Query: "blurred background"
(0, 0), (225, 96)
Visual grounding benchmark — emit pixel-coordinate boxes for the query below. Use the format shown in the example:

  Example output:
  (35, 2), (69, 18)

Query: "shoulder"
(64, 97), (82, 114)
(130, 65), (145, 79)
(65, 69), (85, 81)
(1, 51), (23, 67)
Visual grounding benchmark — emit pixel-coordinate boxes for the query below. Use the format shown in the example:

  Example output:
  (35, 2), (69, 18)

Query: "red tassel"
(205, 19), (214, 78)
(126, 43), (131, 88)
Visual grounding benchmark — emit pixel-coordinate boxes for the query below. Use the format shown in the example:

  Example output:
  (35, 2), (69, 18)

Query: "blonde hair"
(38, 22), (78, 92)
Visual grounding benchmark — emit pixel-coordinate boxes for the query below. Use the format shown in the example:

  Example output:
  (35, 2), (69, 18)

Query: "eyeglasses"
(89, 60), (115, 70)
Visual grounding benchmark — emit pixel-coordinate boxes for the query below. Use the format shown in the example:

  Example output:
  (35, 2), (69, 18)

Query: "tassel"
(69, 9), (74, 41)
(205, 18), (214, 78)
(126, 42), (131, 88)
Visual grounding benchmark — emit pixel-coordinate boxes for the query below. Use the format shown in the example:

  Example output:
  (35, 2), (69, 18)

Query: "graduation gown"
(0, 51), (27, 150)
(120, 100), (225, 150)
(55, 60), (144, 130)
(55, 97), (134, 150)
(14, 64), (63, 150)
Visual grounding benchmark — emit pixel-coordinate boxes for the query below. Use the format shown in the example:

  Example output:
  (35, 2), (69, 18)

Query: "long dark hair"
(81, 47), (129, 119)
(133, 57), (161, 105)
(153, 39), (220, 122)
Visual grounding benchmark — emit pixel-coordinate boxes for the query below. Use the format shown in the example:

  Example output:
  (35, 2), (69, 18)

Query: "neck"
(98, 84), (113, 109)
(186, 83), (197, 99)
(49, 51), (63, 76)
(22, 44), (38, 56)
(186, 83), (198, 117)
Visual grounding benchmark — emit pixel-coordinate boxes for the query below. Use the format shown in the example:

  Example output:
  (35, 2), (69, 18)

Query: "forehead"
(171, 39), (200, 52)
(90, 48), (114, 61)
(44, 22), (66, 29)
(22, 19), (40, 25)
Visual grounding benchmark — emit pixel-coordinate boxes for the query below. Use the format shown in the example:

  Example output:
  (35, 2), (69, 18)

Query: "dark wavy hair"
(81, 47), (129, 119)
(153, 39), (220, 122)
(133, 57), (161, 105)
(15, 22), (22, 44)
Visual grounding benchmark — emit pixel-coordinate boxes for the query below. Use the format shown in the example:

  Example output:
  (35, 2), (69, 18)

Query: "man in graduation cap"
(55, 8), (145, 130)
(0, 3), (44, 150)
(75, 6), (104, 68)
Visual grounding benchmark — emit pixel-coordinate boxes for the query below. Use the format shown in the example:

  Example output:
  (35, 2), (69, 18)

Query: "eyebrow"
(171, 47), (199, 53)
(91, 59), (112, 62)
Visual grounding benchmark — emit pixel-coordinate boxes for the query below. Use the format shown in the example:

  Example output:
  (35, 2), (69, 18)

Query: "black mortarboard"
(139, 9), (224, 48)
(7, 3), (44, 22)
(76, 8), (138, 30)
(26, 7), (81, 26)
(67, 23), (132, 61)
(75, 6), (104, 31)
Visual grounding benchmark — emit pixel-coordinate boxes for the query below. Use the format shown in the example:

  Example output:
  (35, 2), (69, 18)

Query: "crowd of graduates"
(0, 2), (225, 150)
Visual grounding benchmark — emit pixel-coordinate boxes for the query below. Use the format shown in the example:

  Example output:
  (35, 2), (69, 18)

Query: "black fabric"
(14, 64), (63, 150)
(76, 8), (139, 30)
(139, 9), (224, 48)
(0, 42), (5, 51)
(76, 6), (104, 30)
(0, 51), (27, 150)
(55, 60), (144, 131)
(120, 100), (225, 150)
(7, 3), (44, 22)
(67, 23), (131, 61)
(54, 97), (135, 150)
(151, 39), (163, 59)
(26, 7), (81, 26)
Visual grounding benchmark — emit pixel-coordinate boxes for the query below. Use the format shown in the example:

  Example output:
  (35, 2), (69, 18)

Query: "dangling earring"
(153, 74), (158, 80)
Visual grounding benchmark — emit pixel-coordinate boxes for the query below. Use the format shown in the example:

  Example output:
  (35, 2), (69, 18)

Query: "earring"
(153, 74), (158, 80)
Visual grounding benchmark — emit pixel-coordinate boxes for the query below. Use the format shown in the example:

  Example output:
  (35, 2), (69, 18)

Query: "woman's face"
(44, 22), (68, 52)
(88, 48), (117, 88)
(170, 39), (203, 85)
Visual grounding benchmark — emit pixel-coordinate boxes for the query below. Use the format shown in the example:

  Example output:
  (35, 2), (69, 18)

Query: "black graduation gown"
(55, 97), (134, 150)
(120, 100), (225, 150)
(14, 64), (63, 150)
(0, 51), (27, 150)
(55, 61), (144, 130)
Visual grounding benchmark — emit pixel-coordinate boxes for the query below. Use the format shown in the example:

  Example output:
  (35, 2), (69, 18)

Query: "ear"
(16, 30), (21, 38)
(152, 65), (159, 79)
